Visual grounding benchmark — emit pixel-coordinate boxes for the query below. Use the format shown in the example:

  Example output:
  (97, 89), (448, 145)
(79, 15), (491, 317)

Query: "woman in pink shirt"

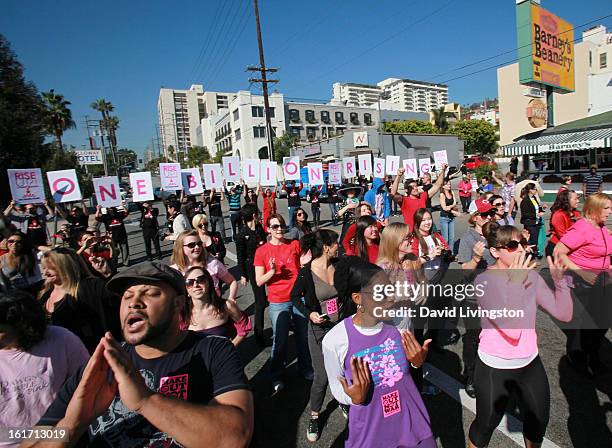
(468, 223), (572, 448)
(458, 175), (473, 213)
(553, 192), (612, 375)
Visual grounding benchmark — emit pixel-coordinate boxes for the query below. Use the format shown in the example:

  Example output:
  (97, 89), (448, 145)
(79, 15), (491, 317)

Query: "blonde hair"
(171, 230), (208, 272)
(192, 213), (208, 229)
(39, 249), (89, 300)
(583, 192), (611, 221)
(377, 222), (410, 267)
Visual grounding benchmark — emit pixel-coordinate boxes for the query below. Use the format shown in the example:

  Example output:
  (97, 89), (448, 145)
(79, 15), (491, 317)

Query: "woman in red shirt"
(458, 175), (474, 213)
(254, 214), (312, 392)
(262, 187), (277, 231)
(346, 215), (380, 263)
(546, 189), (580, 257)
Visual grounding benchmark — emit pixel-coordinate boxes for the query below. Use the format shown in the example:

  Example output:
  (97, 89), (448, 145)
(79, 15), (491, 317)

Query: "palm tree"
(42, 90), (76, 149)
(91, 99), (118, 164)
(432, 106), (449, 133)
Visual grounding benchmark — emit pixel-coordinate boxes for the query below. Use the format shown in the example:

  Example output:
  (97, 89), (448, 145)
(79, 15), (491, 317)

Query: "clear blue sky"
(2, 0), (611, 157)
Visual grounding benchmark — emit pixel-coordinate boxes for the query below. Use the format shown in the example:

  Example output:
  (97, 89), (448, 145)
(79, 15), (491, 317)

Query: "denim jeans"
(288, 206), (297, 228)
(439, 216), (455, 253)
(328, 203), (339, 224)
(268, 301), (312, 381)
(209, 215), (226, 239)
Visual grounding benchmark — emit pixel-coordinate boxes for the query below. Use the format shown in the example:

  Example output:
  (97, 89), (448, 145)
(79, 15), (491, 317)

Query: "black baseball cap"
(107, 261), (187, 296)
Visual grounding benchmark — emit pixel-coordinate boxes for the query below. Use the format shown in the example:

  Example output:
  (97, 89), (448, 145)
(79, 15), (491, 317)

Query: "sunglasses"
(185, 275), (208, 288)
(270, 224), (285, 230)
(7, 239), (22, 244)
(183, 241), (203, 249)
(497, 239), (529, 252)
(197, 224), (206, 229)
(296, 213), (305, 216)
(493, 201), (505, 207)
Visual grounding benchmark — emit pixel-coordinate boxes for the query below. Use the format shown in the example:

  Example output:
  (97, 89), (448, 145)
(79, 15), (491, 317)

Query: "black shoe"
(255, 333), (266, 347)
(588, 356), (609, 375)
(567, 353), (590, 376)
(306, 416), (320, 442)
(465, 381), (476, 399)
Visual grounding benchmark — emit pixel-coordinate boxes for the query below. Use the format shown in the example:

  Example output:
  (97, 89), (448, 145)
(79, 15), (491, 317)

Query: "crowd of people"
(0, 162), (610, 448)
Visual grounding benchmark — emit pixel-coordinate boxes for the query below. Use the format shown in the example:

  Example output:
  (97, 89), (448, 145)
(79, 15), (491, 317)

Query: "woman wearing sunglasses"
(284, 207), (313, 241)
(468, 223), (572, 448)
(322, 256), (435, 448)
(0, 231), (42, 294)
(192, 213), (226, 263)
(489, 194), (515, 226)
(170, 230), (237, 302)
(185, 266), (250, 346)
(255, 214), (312, 393)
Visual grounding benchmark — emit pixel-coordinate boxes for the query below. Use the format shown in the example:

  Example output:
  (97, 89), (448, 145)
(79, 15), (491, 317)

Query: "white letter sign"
(47, 169), (81, 203)
(308, 163), (324, 186)
(385, 155), (400, 176)
(432, 150), (449, 171)
(181, 168), (204, 195)
(243, 159), (260, 183)
(222, 156), (241, 183)
(402, 159), (418, 179)
(373, 157), (385, 178)
(202, 164), (223, 189)
(283, 156), (300, 181)
(328, 162), (342, 185)
(130, 172), (154, 202)
(418, 158), (431, 175)
(7, 168), (45, 205)
(159, 163), (181, 190)
(93, 176), (122, 208)
(260, 161), (277, 186)
(342, 157), (356, 179)
(353, 131), (369, 148)
(358, 154), (372, 176)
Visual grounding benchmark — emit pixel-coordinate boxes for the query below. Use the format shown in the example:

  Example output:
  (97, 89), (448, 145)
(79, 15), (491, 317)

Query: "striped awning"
(502, 127), (612, 156)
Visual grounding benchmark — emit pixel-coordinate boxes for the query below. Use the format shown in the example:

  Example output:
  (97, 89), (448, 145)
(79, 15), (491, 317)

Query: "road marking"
(424, 364), (562, 448)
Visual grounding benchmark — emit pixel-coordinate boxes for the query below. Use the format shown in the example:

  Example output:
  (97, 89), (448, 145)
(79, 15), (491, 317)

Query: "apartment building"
(332, 82), (382, 107)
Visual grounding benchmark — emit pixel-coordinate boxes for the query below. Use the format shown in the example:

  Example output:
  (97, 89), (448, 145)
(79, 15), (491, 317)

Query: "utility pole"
(85, 116), (109, 176)
(247, 0), (278, 161)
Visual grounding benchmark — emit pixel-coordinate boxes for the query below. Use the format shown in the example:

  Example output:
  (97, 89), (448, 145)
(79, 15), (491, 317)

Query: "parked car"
(464, 155), (497, 171)
(153, 187), (178, 202)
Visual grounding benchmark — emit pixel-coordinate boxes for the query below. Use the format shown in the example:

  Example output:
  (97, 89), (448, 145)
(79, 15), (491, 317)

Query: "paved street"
(97, 187), (612, 448)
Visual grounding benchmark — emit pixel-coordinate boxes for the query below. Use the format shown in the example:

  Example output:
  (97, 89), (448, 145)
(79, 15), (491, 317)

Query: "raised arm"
(427, 163), (448, 197)
(491, 171), (504, 187)
(3, 200), (15, 216)
(390, 168), (404, 197)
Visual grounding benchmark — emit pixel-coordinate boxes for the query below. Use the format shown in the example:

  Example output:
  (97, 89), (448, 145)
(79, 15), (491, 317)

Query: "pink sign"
(283, 156), (300, 181)
(130, 172), (154, 202)
(47, 169), (82, 203)
(159, 163), (181, 190)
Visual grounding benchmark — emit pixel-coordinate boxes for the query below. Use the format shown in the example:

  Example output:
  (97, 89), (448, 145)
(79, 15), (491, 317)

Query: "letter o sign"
(52, 177), (75, 195)
(285, 161), (298, 175)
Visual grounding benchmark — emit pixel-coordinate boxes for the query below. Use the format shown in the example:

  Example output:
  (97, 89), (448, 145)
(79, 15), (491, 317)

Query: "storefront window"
(595, 148), (612, 169)
(559, 149), (590, 171)
(529, 153), (556, 172)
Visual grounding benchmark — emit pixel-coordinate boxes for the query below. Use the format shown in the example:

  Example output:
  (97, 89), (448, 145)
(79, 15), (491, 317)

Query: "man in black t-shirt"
(286, 180), (301, 228)
(29, 261), (253, 448)
(95, 205), (130, 266)
(206, 188), (226, 239)
(138, 202), (161, 260)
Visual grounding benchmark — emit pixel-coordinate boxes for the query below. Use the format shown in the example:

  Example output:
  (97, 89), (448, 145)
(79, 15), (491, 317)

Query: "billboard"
(516, 1), (574, 93)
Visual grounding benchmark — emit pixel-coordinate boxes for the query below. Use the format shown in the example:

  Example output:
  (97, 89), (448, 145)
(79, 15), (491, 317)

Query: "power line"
(187, 2), (227, 85)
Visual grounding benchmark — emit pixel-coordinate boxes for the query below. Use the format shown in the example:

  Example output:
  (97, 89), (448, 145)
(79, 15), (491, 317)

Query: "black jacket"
(290, 262), (342, 321)
(235, 223), (266, 279)
(205, 231), (227, 261)
(520, 196), (539, 226)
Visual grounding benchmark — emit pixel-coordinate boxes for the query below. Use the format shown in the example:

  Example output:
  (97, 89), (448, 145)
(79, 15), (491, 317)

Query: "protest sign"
(202, 164), (223, 189)
(342, 157), (356, 179)
(93, 176), (122, 208)
(159, 163), (181, 190)
(402, 159), (418, 179)
(7, 168), (45, 204)
(418, 158), (432, 175)
(182, 168), (204, 195)
(385, 155), (400, 176)
(243, 159), (260, 184)
(222, 156), (241, 183)
(358, 154), (372, 176)
(130, 172), (154, 202)
(308, 163), (324, 186)
(373, 157), (385, 178)
(432, 150), (449, 171)
(260, 161), (277, 186)
(47, 169), (81, 203)
(282, 156), (300, 181)
(328, 162), (342, 185)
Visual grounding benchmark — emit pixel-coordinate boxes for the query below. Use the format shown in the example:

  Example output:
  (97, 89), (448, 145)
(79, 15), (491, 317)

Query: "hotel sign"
(516, 1), (575, 92)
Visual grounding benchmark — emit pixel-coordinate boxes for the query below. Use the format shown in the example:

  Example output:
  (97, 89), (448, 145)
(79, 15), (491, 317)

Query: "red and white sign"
(418, 158), (431, 175)
(260, 161), (277, 186)
(243, 159), (260, 184)
(282, 156), (300, 181)
(373, 157), (385, 178)
(130, 172), (154, 202)
(202, 163), (223, 189)
(181, 168), (204, 195)
(222, 156), (241, 183)
(432, 150), (449, 171)
(7, 168), (45, 204)
(93, 176), (122, 208)
(353, 131), (369, 148)
(342, 157), (356, 179)
(47, 169), (81, 203)
(159, 163), (181, 190)
(308, 162), (324, 186)
(402, 159), (418, 179)
(328, 162), (342, 184)
(358, 154), (372, 176)
(385, 156), (400, 176)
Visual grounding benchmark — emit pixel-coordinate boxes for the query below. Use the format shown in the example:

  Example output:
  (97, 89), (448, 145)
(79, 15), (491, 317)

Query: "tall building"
(497, 25), (612, 146)
(157, 84), (235, 161)
(332, 82), (382, 107)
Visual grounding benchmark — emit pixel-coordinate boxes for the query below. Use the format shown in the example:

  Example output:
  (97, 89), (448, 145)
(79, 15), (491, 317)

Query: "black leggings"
(469, 355), (550, 447)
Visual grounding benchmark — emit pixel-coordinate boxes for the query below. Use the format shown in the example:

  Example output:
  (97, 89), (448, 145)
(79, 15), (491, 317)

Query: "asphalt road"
(101, 187), (612, 448)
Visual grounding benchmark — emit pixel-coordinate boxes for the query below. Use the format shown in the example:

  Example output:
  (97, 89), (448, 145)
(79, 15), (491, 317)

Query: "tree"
(0, 33), (50, 204)
(91, 99), (118, 165)
(212, 151), (224, 163)
(145, 155), (168, 173)
(186, 146), (211, 166)
(450, 120), (498, 155)
(272, 133), (297, 164)
(167, 145), (176, 161)
(382, 120), (438, 134)
(41, 90), (76, 150)
(431, 107), (450, 133)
